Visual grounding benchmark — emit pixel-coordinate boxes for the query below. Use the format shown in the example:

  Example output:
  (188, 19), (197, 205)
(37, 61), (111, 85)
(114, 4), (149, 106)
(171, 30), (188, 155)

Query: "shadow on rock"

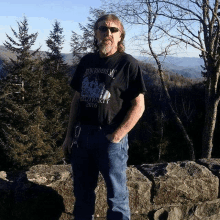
(0, 171), (65, 220)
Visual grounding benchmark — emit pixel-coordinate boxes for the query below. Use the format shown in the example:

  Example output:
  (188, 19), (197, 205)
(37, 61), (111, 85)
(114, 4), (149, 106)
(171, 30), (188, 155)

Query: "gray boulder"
(137, 161), (219, 205)
(197, 158), (220, 177)
(0, 160), (220, 219)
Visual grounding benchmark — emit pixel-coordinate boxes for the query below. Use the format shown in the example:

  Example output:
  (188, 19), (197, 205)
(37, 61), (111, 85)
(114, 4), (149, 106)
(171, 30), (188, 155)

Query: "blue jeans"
(71, 125), (130, 220)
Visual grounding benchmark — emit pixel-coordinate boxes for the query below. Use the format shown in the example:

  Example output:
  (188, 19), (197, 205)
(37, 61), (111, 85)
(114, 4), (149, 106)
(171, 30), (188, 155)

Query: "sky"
(0, 0), (103, 53)
(0, 0), (200, 57)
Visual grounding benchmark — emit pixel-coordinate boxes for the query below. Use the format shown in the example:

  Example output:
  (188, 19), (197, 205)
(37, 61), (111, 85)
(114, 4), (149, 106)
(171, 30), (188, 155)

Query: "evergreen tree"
(43, 20), (72, 164)
(0, 16), (47, 169)
(0, 18), (72, 170)
(2, 16), (40, 102)
(70, 8), (106, 64)
(45, 20), (66, 72)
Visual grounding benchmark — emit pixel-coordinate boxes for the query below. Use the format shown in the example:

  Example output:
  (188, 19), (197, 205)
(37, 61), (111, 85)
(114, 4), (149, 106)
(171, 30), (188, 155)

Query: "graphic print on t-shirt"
(80, 68), (116, 108)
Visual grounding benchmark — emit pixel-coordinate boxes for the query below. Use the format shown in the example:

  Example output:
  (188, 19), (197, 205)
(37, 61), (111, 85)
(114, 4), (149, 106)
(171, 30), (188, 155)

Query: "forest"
(1, 0), (220, 171)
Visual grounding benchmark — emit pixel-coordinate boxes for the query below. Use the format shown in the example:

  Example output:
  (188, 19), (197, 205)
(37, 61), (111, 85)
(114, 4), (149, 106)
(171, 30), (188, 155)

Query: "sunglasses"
(98, 26), (120, 33)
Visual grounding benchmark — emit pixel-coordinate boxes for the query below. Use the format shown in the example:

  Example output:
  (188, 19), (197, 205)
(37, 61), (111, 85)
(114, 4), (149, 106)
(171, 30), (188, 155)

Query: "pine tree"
(0, 17), (64, 169)
(2, 16), (40, 102)
(45, 20), (66, 72)
(0, 17), (72, 170)
(42, 20), (72, 164)
(0, 16), (48, 169)
(70, 8), (106, 64)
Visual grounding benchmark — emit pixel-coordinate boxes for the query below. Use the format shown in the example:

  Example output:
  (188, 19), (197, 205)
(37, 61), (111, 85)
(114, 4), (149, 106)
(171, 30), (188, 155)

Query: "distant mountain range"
(137, 56), (204, 79)
(0, 45), (204, 79)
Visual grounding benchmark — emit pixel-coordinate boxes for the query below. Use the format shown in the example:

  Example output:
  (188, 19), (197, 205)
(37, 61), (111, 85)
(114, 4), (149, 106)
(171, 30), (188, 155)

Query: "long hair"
(94, 14), (125, 53)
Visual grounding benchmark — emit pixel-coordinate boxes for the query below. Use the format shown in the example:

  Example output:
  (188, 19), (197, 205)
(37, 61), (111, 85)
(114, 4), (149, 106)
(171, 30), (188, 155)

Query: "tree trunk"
(202, 98), (220, 158)
(157, 68), (195, 161)
(146, 0), (195, 161)
(158, 110), (164, 161)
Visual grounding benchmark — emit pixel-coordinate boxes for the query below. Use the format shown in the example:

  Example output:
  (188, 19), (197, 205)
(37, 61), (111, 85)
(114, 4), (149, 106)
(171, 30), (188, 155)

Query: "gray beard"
(99, 44), (113, 55)
(98, 40), (113, 55)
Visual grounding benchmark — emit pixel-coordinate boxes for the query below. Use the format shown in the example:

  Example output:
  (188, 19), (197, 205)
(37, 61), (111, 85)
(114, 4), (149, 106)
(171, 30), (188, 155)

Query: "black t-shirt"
(70, 52), (146, 126)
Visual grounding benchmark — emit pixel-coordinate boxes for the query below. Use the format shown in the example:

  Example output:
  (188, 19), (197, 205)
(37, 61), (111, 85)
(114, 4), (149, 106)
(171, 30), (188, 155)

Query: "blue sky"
(0, 0), (200, 57)
(0, 0), (103, 53)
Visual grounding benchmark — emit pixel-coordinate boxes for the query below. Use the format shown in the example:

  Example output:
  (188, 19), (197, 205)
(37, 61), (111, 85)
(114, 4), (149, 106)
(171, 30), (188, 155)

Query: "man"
(62, 14), (146, 220)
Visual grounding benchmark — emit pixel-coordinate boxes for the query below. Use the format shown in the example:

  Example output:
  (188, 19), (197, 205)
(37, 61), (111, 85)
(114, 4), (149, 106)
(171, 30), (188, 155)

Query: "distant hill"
(0, 45), (73, 63)
(0, 45), (74, 77)
(0, 45), (16, 61)
(0, 45), (204, 79)
(137, 56), (204, 79)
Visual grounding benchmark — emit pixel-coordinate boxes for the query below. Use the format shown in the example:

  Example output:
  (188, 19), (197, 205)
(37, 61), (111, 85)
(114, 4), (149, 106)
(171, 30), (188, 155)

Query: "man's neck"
(99, 50), (117, 58)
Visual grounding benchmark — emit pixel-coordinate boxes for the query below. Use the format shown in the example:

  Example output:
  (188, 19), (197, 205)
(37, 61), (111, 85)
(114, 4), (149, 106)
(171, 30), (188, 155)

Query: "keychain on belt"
(63, 125), (81, 165)
(71, 125), (81, 149)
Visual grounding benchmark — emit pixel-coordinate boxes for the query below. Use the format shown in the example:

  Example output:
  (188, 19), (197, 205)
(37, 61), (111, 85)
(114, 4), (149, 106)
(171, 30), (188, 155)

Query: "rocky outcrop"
(197, 158), (220, 178)
(137, 161), (218, 205)
(0, 160), (220, 219)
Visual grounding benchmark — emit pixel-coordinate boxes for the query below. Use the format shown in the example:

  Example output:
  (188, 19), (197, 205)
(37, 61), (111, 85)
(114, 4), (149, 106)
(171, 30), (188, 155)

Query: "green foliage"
(0, 14), (217, 170)
(3, 16), (39, 60)
(42, 20), (72, 166)
(128, 61), (206, 164)
(70, 8), (106, 64)
(46, 20), (64, 68)
(0, 17), (71, 170)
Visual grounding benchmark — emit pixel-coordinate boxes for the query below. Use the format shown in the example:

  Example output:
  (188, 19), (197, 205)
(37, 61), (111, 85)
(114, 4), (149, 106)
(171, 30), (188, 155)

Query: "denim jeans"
(71, 125), (130, 220)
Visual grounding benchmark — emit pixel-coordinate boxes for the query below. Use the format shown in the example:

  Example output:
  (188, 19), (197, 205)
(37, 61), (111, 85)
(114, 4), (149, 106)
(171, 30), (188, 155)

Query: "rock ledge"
(0, 160), (220, 220)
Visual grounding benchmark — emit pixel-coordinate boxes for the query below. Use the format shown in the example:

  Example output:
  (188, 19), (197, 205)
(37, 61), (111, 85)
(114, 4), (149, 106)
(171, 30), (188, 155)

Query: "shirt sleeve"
(123, 59), (147, 101)
(70, 60), (84, 93)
